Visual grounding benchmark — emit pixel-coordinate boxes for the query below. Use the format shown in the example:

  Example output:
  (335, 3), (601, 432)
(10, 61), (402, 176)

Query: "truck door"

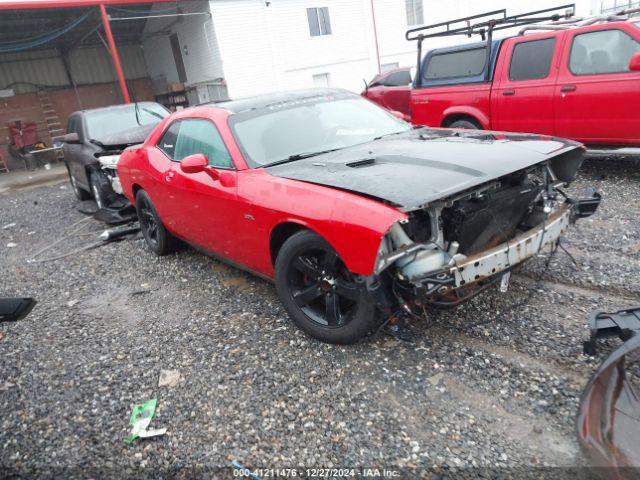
(493, 34), (561, 135)
(554, 24), (640, 145)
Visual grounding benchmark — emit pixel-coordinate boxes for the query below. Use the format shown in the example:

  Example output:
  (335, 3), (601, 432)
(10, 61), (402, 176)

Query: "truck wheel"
(66, 164), (91, 201)
(449, 119), (480, 130)
(135, 189), (175, 256)
(274, 230), (380, 344)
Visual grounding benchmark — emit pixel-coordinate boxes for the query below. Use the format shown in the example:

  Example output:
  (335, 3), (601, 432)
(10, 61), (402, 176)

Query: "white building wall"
(209, 0), (377, 97)
(141, 0), (605, 99)
(142, 0), (224, 91)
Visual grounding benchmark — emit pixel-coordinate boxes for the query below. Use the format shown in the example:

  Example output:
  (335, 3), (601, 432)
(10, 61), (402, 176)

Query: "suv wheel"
(66, 164), (91, 200)
(274, 230), (380, 344)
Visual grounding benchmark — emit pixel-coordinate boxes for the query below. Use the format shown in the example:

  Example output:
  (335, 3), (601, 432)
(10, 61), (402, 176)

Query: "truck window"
(569, 29), (640, 75)
(509, 38), (556, 81)
(424, 48), (486, 80)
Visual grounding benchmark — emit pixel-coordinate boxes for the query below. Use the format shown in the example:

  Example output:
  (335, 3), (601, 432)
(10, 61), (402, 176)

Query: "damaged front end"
(371, 150), (600, 311)
(95, 150), (124, 197)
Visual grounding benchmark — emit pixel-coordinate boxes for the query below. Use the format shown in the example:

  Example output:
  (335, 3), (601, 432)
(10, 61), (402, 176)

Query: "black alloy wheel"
(135, 189), (175, 256)
(275, 230), (379, 344)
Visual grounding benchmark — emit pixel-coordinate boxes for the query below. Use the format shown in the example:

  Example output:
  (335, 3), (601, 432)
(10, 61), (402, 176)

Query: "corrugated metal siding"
(0, 45), (148, 94)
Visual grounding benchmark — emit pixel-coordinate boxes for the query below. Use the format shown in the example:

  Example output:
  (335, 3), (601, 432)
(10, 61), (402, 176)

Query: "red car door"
(554, 23), (640, 145)
(492, 33), (562, 135)
(157, 117), (242, 257)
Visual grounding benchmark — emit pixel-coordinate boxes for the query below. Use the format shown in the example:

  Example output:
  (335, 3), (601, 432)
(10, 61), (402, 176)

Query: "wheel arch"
(441, 107), (488, 129)
(268, 217), (392, 277)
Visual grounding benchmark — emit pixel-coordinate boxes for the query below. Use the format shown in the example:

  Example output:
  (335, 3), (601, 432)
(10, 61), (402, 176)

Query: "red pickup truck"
(407, 6), (640, 149)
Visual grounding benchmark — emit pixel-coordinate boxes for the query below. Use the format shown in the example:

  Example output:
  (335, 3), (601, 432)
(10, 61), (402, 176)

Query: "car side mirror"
(54, 132), (80, 144)
(629, 52), (640, 71)
(180, 153), (208, 173)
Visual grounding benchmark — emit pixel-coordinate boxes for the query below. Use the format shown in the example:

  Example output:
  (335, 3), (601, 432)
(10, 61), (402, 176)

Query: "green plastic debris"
(123, 398), (167, 444)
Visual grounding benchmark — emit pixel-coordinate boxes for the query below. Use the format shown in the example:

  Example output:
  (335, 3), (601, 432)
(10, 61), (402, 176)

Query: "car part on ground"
(578, 306), (640, 478)
(118, 89), (600, 343)
(0, 298), (36, 322)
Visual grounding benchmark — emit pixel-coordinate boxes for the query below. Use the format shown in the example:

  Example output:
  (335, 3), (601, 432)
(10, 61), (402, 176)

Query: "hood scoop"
(346, 158), (377, 168)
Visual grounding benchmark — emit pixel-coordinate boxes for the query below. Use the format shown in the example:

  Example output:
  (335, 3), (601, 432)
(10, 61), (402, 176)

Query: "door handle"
(164, 171), (175, 181)
(503, 89), (515, 96)
(560, 84), (576, 92)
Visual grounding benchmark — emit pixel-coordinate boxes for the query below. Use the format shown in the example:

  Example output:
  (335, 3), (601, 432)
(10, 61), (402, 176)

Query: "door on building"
(170, 33), (187, 83)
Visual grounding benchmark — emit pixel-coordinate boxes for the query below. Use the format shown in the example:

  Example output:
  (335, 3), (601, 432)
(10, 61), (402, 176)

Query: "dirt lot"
(1, 158), (638, 478)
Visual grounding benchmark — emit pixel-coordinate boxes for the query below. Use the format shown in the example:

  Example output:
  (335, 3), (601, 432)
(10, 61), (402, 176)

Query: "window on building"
(406, 0), (424, 26)
(509, 38), (556, 81)
(307, 7), (332, 37)
(312, 72), (331, 88)
(424, 48), (486, 80)
(569, 29), (640, 75)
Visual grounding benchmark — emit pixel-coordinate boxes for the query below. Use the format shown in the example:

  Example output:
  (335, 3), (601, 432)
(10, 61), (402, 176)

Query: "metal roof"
(0, 1), (177, 52)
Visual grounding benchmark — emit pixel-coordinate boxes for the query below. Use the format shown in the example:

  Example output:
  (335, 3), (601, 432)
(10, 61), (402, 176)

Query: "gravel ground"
(0, 158), (638, 478)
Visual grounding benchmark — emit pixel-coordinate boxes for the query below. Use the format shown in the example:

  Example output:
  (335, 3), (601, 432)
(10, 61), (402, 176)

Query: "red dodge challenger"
(118, 89), (599, 344)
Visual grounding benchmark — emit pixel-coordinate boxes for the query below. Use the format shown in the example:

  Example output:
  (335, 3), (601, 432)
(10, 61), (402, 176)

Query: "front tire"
(135, 189), (175, 256)
(274, 230), (379, 344)
(66, 164), (91, 200)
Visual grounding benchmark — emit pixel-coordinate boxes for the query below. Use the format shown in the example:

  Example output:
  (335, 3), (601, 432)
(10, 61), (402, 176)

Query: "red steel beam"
(99, 3), (131, 104)
(0, 0), (173, 10)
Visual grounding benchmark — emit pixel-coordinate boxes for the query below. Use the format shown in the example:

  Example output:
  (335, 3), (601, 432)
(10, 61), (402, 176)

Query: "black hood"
(92, 123), (155, 149)
(266, 128), (583, 211)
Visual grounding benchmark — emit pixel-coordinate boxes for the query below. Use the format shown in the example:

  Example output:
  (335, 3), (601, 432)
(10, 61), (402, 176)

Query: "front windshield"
(85, 102), (169, 140)
(229, 95), (411, 167)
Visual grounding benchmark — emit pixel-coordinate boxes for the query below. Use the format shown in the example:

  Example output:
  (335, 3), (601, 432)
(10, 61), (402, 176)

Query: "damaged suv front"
(372, 142), (600, 312)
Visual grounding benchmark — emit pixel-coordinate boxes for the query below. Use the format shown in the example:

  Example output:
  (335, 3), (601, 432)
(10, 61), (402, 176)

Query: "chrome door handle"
(503, 89), (515, 96)
(560, 84), (576, 92)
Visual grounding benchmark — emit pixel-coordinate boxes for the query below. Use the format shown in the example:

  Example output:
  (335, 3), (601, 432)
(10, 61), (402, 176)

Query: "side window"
(569, 29), (640, 75)
(384, 70), (412, 86)
(158, 121), (180, 159)
(174, 119), (233, 169)
(509, 38), (556, 81)
(424, 48), (486, 80)
(67, 116), (79, 134)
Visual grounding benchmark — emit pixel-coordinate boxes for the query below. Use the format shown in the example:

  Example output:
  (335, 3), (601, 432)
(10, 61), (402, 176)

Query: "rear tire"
(449, 119), (480, 130)
(274, 230), (379, 344)
(66, 164), (91, 201)
(135, 189), (175, 256)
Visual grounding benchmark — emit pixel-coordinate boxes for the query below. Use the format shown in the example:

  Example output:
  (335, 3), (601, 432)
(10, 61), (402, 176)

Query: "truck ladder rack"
(407, 4), (575, 87)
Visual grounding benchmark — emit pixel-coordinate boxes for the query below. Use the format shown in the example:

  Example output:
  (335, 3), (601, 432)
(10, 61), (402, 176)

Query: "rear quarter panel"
(411, 83), (492, 128)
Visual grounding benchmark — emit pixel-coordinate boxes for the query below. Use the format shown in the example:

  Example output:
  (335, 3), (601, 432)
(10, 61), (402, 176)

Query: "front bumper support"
(450, 204), (571, 287)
